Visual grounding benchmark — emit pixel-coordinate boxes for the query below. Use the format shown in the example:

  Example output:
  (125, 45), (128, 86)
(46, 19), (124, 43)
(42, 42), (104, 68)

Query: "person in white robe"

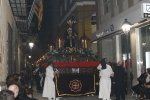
(97, 58), (114, 100)
(43, 61), (58, 100)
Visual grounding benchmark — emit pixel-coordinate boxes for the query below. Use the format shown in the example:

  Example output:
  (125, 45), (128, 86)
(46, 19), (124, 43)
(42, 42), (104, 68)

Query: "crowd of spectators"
(108, 61), (150, 100)
(0, 68), (38, 100)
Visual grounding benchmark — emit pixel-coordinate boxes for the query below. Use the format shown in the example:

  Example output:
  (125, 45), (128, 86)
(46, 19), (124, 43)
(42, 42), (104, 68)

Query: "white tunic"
(42, 66), (55, 100)
(97, 64), (113, 100)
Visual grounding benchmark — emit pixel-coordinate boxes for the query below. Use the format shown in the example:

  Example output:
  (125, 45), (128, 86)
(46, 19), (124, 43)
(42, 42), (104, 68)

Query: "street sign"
(141, 3), (150, 18)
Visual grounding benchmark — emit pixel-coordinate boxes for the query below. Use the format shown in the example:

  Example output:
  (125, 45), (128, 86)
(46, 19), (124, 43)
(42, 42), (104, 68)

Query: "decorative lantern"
(80, 33), (90, 49)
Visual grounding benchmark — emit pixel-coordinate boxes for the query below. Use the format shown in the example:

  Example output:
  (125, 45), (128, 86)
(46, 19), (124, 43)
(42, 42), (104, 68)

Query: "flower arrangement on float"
(41, 48), (99, 68)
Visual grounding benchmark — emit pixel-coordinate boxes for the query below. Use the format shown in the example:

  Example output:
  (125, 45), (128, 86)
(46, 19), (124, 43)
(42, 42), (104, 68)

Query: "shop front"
(99, 32), (131, 66)
(92, 1), (150, 85)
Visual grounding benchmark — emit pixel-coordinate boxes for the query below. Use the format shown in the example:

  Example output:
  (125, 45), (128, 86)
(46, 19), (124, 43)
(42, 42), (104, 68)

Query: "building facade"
(92, 0), (150, 85)
(0, 0), (20, 82)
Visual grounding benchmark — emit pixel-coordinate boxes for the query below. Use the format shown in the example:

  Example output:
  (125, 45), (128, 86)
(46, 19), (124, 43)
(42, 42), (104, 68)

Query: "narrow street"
(33, 91), (137, 100)
(33, 86), (137, 100)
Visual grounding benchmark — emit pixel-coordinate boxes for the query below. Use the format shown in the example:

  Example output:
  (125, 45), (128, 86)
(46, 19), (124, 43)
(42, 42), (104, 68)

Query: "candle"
(50, 46), (52, 51)
(59, 39), (61, 48)
(85, 40), (87, 48)
(82, 40), (84, 48)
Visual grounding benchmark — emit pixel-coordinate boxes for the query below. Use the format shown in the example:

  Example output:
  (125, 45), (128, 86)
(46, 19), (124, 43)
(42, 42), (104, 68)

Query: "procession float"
(40, 17), (99, 96)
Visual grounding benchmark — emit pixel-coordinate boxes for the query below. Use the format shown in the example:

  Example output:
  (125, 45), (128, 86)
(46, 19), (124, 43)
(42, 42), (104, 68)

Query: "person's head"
(141, 67), (146, 73)
(100, 58), (107, 69)
(117, 61), (122, 66)
(47, 61), (54, 66)
(147, 68), (150, 75)
(8, 84), (19, 98)
(6, 74), (21, 87)
(0, 90), (14, 100)
(108, 62), (112, 66)
(13, 73), (21, 82)
(36, 63), (39, 67)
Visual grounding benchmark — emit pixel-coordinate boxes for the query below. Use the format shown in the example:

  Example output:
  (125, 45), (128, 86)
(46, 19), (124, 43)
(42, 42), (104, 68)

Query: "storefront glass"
(140, 24), (150, 68)
(101, 33), (131, 64)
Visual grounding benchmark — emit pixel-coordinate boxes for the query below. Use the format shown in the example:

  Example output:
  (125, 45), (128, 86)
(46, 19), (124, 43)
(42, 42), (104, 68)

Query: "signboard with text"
(141, 3), (150, 18)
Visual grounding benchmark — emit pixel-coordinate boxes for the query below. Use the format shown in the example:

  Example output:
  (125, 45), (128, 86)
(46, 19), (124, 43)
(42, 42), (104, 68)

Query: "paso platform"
(55, 73), (98, 96)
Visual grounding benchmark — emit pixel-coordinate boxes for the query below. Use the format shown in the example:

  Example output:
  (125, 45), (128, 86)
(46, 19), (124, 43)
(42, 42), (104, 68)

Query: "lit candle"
(85, 40), (87, 48)
(82, 40), (84, 48)
(50, 46), (52, 51)
(59, 39), (61, 48)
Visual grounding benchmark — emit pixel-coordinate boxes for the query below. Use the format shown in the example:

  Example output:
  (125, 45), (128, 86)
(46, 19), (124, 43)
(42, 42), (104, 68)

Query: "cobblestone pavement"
(33, 91), (138, 100)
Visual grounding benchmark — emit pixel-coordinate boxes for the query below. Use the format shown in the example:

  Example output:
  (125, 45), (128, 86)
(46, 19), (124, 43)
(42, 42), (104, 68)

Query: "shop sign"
(96, 24), (114, 38)
(141, 3), (150, 18)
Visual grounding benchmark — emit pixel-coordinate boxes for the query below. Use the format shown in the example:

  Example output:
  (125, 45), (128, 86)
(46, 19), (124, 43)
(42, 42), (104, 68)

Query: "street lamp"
(29, 42), (34, 49)
(29, 42), (34, 93)
(122, 19), (132, 95)
(29, 55), (31, 58)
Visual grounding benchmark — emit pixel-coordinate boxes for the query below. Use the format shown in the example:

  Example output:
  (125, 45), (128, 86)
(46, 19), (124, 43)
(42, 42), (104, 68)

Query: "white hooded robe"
(43, 66), (55, 100)
(97, 64), (113, 100)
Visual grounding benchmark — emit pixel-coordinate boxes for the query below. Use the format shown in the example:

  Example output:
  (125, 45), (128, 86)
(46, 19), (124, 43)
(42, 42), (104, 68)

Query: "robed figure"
(43, 61), (58, 100)
(64, 17), (78, 50)
(97, 59), (114, 100)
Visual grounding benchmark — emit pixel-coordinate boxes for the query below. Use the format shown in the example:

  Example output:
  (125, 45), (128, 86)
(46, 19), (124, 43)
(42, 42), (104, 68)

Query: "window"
(60, 6), (62, 17)
(115, 0), (119, 6)
(103, 0), (111, 14)
(70, 0), (73, 3)
(64, 0), (67, 11)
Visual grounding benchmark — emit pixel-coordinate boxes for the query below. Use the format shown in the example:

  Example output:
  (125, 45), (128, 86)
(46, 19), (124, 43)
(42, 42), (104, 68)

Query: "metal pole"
(126, 33), (131, 95)
(30, 48), (33, 98)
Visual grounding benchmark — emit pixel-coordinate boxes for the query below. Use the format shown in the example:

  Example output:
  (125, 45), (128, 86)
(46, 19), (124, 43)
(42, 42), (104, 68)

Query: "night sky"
(29, 0), (53, 62)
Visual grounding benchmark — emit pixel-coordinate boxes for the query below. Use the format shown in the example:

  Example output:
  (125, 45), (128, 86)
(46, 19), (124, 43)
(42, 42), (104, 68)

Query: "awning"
(9, 0), (28, 32)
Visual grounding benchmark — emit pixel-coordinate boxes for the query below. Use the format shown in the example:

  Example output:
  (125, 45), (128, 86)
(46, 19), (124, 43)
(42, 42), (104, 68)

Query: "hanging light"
(121, 19), (132, 34)
(29, 42), (34, 49)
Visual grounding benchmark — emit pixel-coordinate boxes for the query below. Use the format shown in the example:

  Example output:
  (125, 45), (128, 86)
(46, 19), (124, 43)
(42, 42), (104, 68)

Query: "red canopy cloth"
(41, 62), (99, 68)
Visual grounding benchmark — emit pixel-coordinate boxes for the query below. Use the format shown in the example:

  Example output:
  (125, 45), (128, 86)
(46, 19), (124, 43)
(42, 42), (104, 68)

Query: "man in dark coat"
(113, 61), (126, 100)
(131, 67), (147, 99)
(137, 67), (147, 99)
(33, 63), (43, 91)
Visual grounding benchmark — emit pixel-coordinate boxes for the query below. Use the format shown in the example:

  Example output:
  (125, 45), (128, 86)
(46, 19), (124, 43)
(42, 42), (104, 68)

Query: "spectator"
(138, 67), (147, 99)
(6, 74), (32, 100)
(33, 63), (43, 91)
(0, 90), (14, 100)
(8, 84), (19, 98)
(145, 68), (150, 100)
(113, 61), (126, 100)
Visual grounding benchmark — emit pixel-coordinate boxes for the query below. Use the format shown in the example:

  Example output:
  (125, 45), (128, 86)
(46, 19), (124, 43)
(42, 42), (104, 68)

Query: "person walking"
(113, 61), (126, 100)
(33, 63), (43, 91)
(42, 61), (58, 100)
(97, 58), (114, 100)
